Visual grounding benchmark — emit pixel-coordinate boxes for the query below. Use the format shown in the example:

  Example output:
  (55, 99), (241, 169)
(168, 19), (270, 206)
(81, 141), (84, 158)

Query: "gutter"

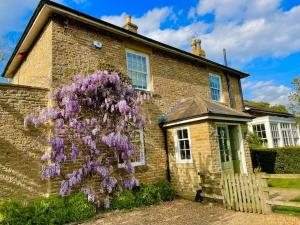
(2, 0), (249, 79)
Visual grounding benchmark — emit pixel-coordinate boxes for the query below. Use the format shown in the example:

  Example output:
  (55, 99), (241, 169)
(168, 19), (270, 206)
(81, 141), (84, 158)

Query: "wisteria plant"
(24, 70), (150, 207)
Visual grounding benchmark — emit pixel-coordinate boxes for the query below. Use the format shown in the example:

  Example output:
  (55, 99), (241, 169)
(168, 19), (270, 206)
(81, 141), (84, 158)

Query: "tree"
(244, 100), (288, 113)
(24, 71), (150, 207)
(289, 77), (300, 114)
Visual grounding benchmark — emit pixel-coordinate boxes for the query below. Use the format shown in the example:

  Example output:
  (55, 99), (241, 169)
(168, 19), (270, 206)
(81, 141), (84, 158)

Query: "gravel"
(83, 199), (300, 225)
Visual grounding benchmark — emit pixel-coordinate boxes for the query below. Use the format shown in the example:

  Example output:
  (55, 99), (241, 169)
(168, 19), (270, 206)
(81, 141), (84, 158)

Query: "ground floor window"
(252, 124), (268, 146)
(118, 130), (145, 167)
(174, 127), (192, 163)
(270, 123), (280, 147)
(281, 123), (293, 146)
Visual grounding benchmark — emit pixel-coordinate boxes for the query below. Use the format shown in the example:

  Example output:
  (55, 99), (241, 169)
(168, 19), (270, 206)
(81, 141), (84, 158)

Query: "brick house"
(0, 0), (253, 200)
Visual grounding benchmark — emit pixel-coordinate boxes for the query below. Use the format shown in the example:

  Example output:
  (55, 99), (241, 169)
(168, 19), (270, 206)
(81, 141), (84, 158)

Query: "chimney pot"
(123, 15), (138, 33)
(191, 38), (206, 58)
(126, 15), (132, 24)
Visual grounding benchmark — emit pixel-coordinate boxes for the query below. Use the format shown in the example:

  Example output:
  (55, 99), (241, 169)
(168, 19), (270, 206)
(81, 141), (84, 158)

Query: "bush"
(25, 195), (68, 225)
(251, 147), (300, 174)
(0, 199), (26, 225)
(110, 180), (174, 210)
(66, 192), (96, 222)
(154, 180), (175, 201)
(0, 192), (96, 225)
(134, 183), (161, 206)
(110, 189), (136, 210)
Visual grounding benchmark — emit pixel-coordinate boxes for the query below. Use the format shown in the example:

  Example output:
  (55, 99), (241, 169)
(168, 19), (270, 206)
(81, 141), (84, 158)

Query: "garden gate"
(221, 173), (271, 214)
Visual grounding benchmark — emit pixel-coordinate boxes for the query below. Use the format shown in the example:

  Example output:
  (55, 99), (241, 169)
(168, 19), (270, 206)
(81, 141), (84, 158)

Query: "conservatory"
(248, 116), (300, 148)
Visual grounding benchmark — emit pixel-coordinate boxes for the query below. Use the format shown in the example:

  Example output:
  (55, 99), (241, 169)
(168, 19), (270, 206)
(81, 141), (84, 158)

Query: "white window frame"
(173, 127), (193, 164)
(209, 73), (223, 102)
(125, 49), (151, 91)
(118, 130), (145, 167)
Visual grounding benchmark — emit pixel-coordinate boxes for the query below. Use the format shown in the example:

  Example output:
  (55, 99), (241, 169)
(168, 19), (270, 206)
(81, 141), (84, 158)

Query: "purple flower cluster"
(24, 70), (151, 205)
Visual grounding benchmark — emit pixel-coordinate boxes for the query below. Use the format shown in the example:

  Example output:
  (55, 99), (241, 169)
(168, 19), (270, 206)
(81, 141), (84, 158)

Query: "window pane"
(186, 150), (191, 159)
(182, 129), (188, 138)
(185, 140), (190, 150)
(179, 140), (185, 150)
(177, 130), (183, 139)
(180, 150), (186, 159)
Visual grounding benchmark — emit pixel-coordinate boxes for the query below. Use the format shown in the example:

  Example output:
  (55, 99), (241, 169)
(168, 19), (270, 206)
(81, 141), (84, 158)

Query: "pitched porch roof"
(161, 97), (253, 127)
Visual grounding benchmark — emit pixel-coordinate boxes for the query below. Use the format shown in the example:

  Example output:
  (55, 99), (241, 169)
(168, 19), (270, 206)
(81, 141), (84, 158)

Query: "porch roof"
(161, 97), (253, 127)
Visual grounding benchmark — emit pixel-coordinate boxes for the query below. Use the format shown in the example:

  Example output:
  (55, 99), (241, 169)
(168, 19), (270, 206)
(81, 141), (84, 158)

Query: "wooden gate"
(221, 173), (271, 214)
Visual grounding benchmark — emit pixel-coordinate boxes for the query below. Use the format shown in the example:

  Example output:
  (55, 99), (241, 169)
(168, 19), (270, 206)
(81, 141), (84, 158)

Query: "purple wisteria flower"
(24, 70), (151, 206)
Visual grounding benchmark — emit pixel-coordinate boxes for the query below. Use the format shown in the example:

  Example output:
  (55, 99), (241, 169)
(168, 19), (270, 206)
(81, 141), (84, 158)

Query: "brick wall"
(12, 21), (52, 88)
(0, 84), (49, 200)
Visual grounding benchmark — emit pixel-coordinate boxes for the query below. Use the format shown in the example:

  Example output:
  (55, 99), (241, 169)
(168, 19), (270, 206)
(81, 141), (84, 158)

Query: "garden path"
(83, 199), (300, 225)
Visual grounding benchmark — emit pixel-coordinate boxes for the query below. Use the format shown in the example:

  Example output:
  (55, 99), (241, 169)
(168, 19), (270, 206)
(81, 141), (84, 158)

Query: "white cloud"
(102, 7), (208, 50)
(189, 0), (300, 64)
(195, 0), (280, 22)
(102, 7), (175, 35)
(242, 80), (291, 105)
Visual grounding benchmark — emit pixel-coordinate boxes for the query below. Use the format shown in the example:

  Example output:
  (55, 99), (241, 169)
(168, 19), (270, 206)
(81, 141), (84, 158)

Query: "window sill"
(175, 160), (193, 164)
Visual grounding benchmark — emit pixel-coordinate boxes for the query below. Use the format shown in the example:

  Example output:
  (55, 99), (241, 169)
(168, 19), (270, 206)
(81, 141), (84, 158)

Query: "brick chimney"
(123, 15), (138, 33)
(191, 38), (206, 58)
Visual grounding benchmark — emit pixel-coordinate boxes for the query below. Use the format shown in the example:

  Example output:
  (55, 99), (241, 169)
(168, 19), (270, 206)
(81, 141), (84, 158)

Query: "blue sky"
(1, 0), (300, 105)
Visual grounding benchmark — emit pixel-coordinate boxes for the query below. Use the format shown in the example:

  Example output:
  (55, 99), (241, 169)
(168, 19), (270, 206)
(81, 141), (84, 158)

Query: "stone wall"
(167, 121), (253, 200)
(12, 21), (52, 88)
(0, 84), (49, 200)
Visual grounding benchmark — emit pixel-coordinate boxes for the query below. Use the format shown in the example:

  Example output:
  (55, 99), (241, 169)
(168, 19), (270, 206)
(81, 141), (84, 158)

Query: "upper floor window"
(174, 127), (193, 163)
(209, 74), (222, 101)
(126, 50), (150, 91)
(119, 130), (145, 167)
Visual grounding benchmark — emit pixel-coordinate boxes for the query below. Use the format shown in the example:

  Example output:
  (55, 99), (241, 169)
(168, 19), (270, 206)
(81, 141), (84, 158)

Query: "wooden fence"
(221, 173), (300, 214)
(221, 173), (271, 214)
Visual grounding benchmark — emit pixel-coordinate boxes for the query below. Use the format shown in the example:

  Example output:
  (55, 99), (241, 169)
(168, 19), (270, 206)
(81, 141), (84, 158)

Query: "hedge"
(251, 146), (300, 174)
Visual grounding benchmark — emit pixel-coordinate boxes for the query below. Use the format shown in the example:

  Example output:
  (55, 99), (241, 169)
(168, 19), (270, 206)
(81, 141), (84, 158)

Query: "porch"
(160, 97), (253, 199)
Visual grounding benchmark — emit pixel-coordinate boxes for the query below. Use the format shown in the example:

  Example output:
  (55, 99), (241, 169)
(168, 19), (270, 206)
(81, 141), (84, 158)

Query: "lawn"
(268, 179), (300, 216)
(274, 197), (300, 216)
(268, 178), (300, 189)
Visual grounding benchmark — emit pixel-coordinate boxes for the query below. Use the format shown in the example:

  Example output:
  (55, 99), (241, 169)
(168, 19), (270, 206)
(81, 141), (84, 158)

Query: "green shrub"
(134, 183), (161, 206)
(0, 192), (96, 225)
(110, 181), (174, 210)
(154, 180), (175, 201)
(0, 199), (26, 225)
(66, 192), (96, 222)
(110, 189), (136, 210)
(251, 147), (300, 174)
(26, 195), (68, 225)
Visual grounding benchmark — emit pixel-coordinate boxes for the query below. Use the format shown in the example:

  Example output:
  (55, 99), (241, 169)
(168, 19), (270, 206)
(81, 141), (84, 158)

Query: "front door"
(217, 125), (234, 173)
(217, 125), (241, 173)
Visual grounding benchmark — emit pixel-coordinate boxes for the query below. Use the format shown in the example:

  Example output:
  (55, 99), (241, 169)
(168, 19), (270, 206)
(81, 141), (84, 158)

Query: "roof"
(161, 97), (253, 125)
(2, 0), (250, 79)
(244, 104), (293, 118)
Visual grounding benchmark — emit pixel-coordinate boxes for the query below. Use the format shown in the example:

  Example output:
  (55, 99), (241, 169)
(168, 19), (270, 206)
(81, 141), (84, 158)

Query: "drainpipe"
(162, 126), (171, 182)
(223, 49), (234, 108)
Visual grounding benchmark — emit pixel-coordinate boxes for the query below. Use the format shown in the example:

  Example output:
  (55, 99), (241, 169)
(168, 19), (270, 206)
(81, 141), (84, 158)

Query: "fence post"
(260, 173), (272, 214)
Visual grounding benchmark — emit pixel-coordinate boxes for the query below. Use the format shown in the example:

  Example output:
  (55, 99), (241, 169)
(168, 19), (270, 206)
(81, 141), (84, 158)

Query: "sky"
(1, 0), (300, 106)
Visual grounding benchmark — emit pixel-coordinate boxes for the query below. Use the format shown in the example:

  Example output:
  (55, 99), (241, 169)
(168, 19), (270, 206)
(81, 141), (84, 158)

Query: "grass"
(271, 184), (300, 216)
(268, 178), (300, 189)
(274, 205), (300, 216)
